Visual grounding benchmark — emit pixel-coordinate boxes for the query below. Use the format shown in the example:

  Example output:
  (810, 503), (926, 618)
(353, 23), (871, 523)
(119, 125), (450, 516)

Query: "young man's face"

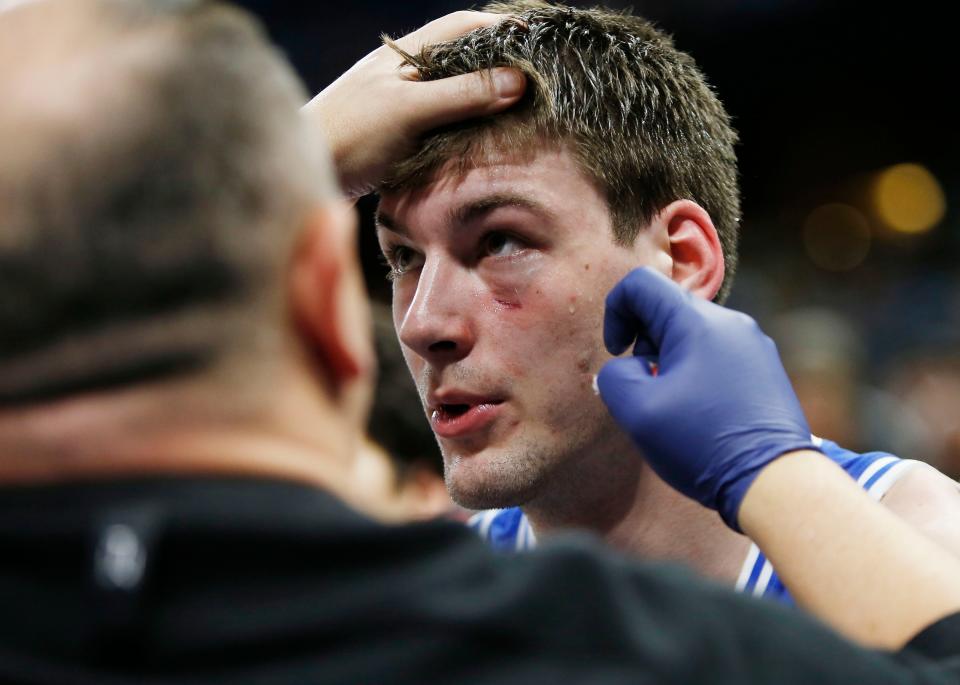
(377, 146), (662, 509)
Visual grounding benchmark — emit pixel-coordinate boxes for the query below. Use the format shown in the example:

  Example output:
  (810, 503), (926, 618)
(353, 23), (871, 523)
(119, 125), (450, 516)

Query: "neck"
(523, 445), (750, 586)
(0, 364), (393, 521)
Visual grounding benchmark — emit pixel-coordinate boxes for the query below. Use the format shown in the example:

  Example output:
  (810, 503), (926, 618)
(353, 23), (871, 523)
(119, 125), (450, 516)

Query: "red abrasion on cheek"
(494, 298), (522, 310)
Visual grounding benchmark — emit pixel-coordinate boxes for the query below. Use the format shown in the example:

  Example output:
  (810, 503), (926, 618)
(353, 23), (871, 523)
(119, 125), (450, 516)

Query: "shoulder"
(883, 460), (960, 510)
(817, 436), (960, 558)
(881, 461), (960, 556)
(815, 437), (924, 502)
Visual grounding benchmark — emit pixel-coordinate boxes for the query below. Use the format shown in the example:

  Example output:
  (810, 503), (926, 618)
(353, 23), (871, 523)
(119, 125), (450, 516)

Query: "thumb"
(597, 356), (657, 433)
(412, 68), (526, 133)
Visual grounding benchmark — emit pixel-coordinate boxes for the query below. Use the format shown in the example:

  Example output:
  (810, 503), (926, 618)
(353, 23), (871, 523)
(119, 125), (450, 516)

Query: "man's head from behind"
(376, 1), (739, 510)
(0, 0), (371, 476)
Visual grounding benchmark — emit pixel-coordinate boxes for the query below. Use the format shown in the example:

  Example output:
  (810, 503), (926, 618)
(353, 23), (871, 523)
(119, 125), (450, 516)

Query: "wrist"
(718, 442), (823, 532)
(736, 449), (833, 535)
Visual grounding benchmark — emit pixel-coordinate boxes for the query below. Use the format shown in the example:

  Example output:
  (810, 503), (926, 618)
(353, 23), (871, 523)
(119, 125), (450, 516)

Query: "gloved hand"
(597, 268), (819, 531)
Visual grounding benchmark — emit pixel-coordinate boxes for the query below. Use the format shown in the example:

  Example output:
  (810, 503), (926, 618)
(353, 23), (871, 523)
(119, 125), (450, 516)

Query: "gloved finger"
(632, 336), (657, 358)
(603, 267), (690, 355)
(597, 356), (656, 431)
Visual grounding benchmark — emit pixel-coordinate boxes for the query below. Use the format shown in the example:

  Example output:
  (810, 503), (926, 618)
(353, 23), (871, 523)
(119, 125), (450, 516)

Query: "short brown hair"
(0, 0), (332, 403)
(384, 1), (740, 301)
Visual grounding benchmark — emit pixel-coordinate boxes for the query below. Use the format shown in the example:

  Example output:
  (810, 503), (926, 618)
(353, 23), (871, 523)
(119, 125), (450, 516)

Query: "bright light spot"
(802, 203), (871, 272)
(873, 163), (945, 234)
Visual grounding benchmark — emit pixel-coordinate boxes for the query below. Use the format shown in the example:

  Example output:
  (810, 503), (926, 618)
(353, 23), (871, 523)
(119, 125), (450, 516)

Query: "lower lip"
(431, 403), (503, 439)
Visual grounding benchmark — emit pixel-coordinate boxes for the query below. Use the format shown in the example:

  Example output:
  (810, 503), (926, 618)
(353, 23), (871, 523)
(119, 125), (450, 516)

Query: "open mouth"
(430, 400), (504, 439)
(437, 403), (471, 420)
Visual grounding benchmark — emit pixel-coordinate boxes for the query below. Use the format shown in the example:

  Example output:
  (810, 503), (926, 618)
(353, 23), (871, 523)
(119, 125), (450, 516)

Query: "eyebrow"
(374, 206), (407, 237)
(449, 193), (549, 228)
(375, 193), (551, 239)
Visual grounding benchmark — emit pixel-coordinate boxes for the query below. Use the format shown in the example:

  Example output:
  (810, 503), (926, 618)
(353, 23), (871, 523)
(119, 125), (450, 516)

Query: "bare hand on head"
(303, 11), (526, 199)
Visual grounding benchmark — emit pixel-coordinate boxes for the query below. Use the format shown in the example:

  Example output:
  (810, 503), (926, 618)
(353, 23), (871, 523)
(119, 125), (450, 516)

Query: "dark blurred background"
(238, 0), (959, 475)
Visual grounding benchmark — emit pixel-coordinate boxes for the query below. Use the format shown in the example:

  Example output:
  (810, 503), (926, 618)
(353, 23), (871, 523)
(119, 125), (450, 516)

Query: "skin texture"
(377, 144), (723, 512)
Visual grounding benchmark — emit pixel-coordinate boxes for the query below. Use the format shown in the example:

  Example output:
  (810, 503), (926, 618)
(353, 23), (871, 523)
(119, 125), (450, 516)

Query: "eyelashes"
(377, 250), (398, 282)
(380, 245), (419, 282)
(380, 231), (531, 282)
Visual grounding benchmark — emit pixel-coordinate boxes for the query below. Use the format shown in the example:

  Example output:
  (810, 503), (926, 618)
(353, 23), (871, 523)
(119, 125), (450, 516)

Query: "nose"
(397, 257), (475, 366)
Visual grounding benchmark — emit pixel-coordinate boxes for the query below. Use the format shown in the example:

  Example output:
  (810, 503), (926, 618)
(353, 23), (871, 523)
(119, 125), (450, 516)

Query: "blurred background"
(238, 0), (959, 477)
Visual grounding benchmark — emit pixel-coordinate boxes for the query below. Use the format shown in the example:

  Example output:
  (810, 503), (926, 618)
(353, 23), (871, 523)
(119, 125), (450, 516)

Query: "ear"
(288, 202), (374, 393)
(656, 199), (725, 300)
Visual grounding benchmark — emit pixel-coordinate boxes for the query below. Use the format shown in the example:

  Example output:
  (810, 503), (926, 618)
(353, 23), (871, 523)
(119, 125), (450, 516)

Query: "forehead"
(377, 145), (612, 235)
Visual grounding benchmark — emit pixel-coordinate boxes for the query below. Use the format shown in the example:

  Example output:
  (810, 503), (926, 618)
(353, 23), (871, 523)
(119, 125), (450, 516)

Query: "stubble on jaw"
(440, 390), (620, 511)
(442, 433), (552, 510)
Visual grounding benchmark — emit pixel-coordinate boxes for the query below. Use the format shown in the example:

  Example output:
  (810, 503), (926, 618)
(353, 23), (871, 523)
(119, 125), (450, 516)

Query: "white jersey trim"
(734, 455), (920, 598)
(474, 509), (502, 539)
(855, 456), (898, 490)
(867, 459), (920, 501)
(752, 560), (774, 597)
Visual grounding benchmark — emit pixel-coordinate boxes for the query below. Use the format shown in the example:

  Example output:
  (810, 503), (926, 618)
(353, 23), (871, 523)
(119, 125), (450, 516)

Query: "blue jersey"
(468, 437), (918, 604)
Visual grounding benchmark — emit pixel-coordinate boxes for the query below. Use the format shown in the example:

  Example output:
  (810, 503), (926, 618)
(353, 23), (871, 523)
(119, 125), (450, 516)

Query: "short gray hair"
(0, 0), (334, 403)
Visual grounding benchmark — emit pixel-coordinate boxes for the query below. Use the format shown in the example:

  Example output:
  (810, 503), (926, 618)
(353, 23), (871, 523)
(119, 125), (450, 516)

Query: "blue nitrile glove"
(596, 268), (819, 531)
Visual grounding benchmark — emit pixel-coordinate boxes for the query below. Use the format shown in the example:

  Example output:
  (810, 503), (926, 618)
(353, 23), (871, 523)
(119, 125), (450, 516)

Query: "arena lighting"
(872, 163), (946, 235)
(802, 202), (871, 272)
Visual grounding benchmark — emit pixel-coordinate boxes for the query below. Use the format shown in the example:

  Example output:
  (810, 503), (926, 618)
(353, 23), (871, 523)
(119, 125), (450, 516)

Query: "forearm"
(739, 450), (960, 649)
